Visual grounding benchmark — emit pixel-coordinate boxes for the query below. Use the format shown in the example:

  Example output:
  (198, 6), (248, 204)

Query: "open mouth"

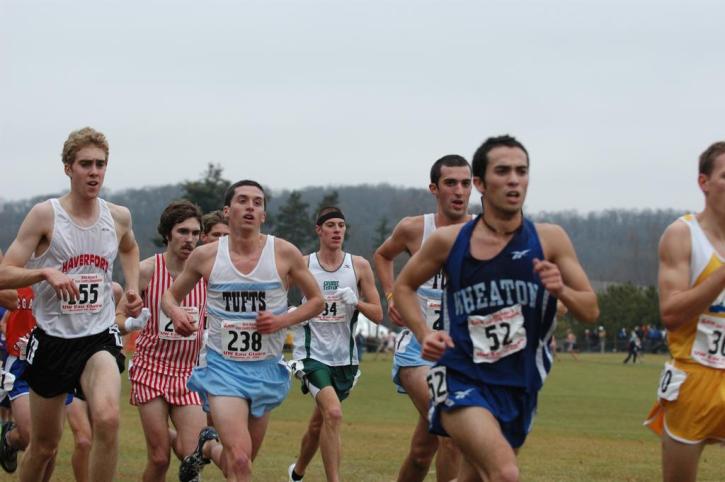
(243, 214), (255, 221)
(331, 236), (342, 242)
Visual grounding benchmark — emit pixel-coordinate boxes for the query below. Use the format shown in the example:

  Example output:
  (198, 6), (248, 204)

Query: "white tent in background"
(355, 314), (392, 339)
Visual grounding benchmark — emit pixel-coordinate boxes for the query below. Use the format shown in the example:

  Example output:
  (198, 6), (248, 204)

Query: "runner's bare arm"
(394, 227), (455, 343)
(374, 216), (421, 325)
(162, 248), (207, 336)
(111, 204), (142, 316)
(0, 249), (13, 309)
(0, 202), (80, 300)
(353, 256), (383, 323)
(658, 221), (725, 330)
(116, 257), (154, 333)
(0, 289), (18, 311)
(537, 224), (598, 323)
(257, 240), (324, 334)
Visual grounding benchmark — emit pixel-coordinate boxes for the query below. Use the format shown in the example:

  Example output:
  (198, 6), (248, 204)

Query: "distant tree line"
(0, 164), (686, 335)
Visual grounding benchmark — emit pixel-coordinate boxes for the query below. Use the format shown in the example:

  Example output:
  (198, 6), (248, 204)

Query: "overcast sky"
(1, 0), (723, 212)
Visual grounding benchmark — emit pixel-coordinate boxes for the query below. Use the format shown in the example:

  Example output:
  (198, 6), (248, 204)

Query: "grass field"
(37, 353), (725, 481)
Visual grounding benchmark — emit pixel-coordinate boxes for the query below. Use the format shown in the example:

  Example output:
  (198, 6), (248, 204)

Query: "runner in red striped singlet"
(118, 200), (208, 482)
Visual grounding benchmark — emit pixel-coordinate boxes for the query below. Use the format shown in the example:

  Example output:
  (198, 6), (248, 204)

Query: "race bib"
(318, 292), (346, 322)
(468, 304), (527, 364)
(158, 306), (199, 341)
(691, 314), (725, 369)
(221, 320), (269, 361)
(657, 362), (687, 401)
(60, 273), (105, 314)
(425, 298), (443, 330)
(427, 365), (448, 405)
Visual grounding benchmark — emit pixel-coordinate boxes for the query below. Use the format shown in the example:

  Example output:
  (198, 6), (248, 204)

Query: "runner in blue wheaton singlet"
(392, 135), (598, 481)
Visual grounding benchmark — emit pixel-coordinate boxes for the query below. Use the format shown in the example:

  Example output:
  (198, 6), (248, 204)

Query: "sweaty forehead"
(487, 146), (528, 168)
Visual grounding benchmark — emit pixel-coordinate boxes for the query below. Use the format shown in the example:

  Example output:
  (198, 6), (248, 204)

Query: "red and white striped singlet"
(132, 253), (207, 376)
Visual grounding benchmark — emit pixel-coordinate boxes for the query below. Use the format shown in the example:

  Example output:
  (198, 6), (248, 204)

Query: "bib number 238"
(222, 321), (267, 361)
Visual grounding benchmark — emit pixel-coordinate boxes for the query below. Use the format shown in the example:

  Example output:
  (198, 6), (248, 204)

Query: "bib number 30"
(691, 314), (725, 369)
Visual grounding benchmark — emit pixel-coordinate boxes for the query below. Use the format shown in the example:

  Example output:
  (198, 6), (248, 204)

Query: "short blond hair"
(61, 127), (109, 165)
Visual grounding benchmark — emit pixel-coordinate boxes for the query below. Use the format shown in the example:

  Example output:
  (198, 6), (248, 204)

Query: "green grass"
(37, 353), (725, 480)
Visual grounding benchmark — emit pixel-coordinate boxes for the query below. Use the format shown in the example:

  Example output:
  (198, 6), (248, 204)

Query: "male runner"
(162, 180), (324, 482)
(0, 127), (143, 482)
(121, 200), (208, 481)
(288, 207), (383, 482)
(201, 210), (230, 244)
(374, 154), (471, 482)
(0, 287), (42, 476)
(394, 135), (598, 481)
(0, 282), (126, 480)
(644, 141), (725, 482)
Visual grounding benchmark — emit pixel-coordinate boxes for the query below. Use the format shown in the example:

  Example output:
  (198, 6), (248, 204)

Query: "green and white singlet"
(293, 252), (360, 366)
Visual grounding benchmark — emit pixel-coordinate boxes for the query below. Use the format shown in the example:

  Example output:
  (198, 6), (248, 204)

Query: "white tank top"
(205, 235), (288, 361)
(416, 213), (474, 330)
(293, 252), (360, 365)
(28, 198), (118, 338)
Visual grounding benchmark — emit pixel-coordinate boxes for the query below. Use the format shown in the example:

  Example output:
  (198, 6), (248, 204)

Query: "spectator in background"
(623, 330), (641, 364)
(598, 326), (607, 353)
(565, 329), (579, 361)
(617, 327), (628, 352)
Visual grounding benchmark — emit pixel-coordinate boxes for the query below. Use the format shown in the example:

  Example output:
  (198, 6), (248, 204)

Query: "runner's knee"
(147, 448), (171, 472)
(90, 409), (119, 436)
(488, 462), (519, 482)
(321, 404), (343, 426)
(13, 425), (31, 449)
(225, 448), (252, 476)
(73, 434), (92, 454)
(409, 438), (437, 469)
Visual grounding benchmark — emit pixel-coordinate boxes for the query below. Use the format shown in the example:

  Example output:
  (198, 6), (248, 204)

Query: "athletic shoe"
(288, 463), (303, 481)
(179, 426), (218, 482)
(0, 421), (18, 473)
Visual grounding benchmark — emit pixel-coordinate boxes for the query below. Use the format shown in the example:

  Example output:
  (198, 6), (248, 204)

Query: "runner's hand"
(422, 331), (454, 361)
(124, 290), (143, 318)
(44, 268), (80, 303)
(171, 306), (197, 336)
(15, 335), (29, 361)
(256, 310), (283, 334)
(387, 300), (405, 327)
(533, 258), (564, 296)
(336, 287), (358, 306)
